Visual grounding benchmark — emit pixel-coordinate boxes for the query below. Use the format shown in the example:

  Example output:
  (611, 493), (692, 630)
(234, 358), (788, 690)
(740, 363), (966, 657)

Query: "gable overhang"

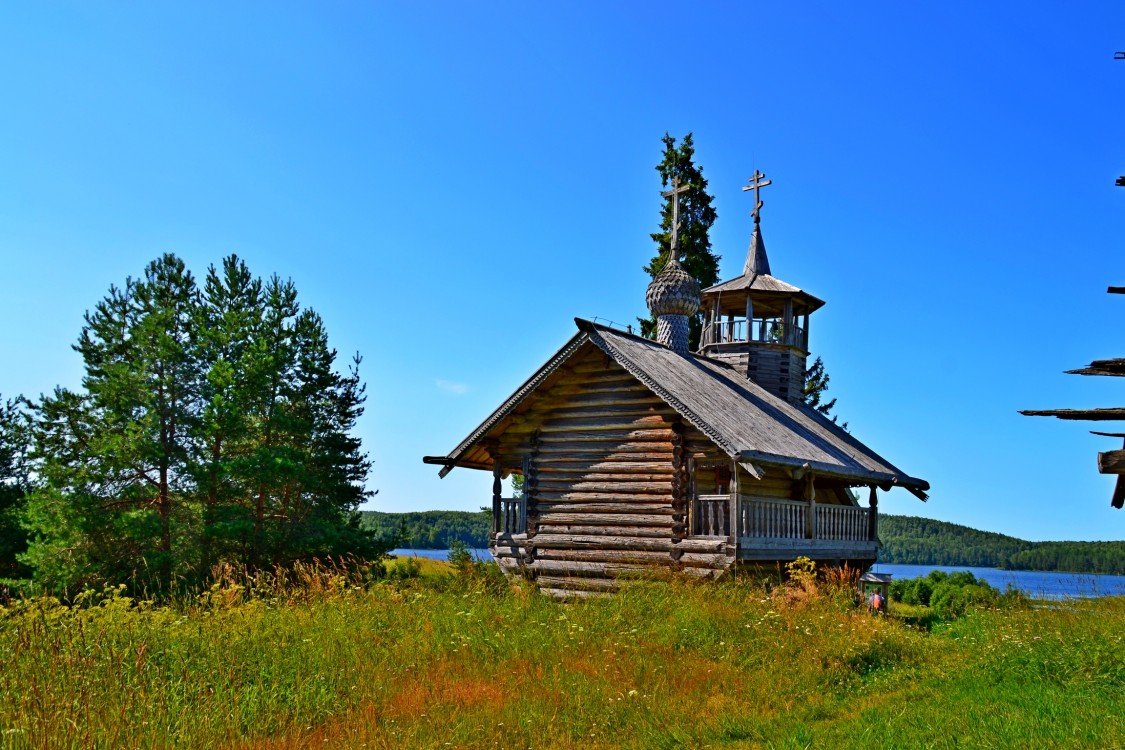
(422, 331), (590, 478)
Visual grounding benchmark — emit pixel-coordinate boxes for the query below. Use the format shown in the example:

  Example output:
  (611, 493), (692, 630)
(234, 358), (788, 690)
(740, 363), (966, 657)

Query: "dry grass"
(0, 562), (1122, 749)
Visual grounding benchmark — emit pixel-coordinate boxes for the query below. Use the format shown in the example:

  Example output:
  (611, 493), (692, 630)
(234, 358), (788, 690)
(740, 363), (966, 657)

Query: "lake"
(389, 550), (1125, 599)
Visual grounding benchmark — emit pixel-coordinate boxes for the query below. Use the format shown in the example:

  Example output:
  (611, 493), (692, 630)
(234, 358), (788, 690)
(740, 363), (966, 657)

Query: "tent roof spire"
(741, 170), (772, 276)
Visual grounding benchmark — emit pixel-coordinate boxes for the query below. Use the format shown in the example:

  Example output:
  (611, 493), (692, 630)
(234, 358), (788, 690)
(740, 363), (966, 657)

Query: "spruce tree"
(803, 356), (847, 430)
(639, 132), (720, 348)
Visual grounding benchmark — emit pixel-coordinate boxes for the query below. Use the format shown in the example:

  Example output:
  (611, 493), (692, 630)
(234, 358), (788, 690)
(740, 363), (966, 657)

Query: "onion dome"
(646, 257), (701, 317)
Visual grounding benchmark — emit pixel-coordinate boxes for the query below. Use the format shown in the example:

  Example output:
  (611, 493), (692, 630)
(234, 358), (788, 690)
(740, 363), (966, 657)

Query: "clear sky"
(2, 3), (1124, 541)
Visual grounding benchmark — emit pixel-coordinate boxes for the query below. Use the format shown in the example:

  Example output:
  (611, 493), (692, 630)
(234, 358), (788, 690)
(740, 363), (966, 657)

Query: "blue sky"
(1, 3), (1124, 541)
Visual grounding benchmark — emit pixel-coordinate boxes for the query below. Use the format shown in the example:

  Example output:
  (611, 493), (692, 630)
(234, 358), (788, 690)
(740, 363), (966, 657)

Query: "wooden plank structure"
(424, 174), (929, 596)
(1021, 287), (1125, 508)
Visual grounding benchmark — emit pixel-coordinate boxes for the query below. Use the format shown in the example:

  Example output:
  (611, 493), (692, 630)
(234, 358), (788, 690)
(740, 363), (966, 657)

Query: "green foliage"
(889, 569), (1029, 620)
(639, 132), (719, 348)
(880, 514), (1125, 574)
(0, 396), (31, 578)
(802, 355), (847, 430)
(361, 509), (490, 549)
(21, 254), (384, 597)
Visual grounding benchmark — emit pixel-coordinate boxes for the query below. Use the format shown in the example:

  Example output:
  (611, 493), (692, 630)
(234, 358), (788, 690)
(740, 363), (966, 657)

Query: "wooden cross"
(742, 170), (772, 224)
(662, 176), (691, 259)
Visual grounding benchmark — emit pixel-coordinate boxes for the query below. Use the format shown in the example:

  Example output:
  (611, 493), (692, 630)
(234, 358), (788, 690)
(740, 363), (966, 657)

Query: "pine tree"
(25, 255), (201, 592)
(23, 254), (382, 595)
(803, 356), (847, 431)
(0, 395), (31, 578)
(193, 255), (263, 574)
(639, 132), (720, 348)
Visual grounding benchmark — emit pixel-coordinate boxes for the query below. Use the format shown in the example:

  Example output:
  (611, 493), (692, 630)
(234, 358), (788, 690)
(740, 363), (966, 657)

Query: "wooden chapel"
(424, 173), (929, 597)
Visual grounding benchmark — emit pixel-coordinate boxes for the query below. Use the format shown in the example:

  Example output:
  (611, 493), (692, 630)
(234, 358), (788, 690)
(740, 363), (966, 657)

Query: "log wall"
(491, 347), (734, 596)
(707, 345), (806, 403)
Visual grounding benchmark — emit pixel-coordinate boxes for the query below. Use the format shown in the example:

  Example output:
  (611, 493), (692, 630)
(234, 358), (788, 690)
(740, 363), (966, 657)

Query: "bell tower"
(697, 172), (825, 403)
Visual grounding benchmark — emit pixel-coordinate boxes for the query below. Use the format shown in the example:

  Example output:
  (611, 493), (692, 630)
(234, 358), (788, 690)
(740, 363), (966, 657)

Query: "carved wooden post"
(783, 299), (794, 345)
(728, 459), (739, 540)
(868, 486), (879, 541)
(802, 313), (810, 350)
(492, 464), (502, 534)
(805, 475), (816, 539)
(710, 298), (720, 346)
(745, 296), (754, 343)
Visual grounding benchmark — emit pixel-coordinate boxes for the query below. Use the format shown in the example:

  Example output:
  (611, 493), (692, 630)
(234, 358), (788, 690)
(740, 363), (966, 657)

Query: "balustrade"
(702, 317), (806, 350)
(496, 496), (525, 535)
(694, 494), (730, 536)
(735, 497), (871, 542)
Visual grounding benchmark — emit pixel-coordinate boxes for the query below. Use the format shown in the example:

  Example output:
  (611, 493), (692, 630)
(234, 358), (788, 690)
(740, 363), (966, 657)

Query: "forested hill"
(363, 510), (1125, 575)
(879, 515), (1125, 575)
(361, 510), (490, 549)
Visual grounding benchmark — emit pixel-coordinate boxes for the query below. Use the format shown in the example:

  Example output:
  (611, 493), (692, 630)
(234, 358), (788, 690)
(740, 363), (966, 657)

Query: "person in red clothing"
(871, 590), (884, 613)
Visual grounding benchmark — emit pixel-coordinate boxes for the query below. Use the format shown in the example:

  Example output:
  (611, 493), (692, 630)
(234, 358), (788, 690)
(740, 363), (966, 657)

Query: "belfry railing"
(701, 318), (806, 350)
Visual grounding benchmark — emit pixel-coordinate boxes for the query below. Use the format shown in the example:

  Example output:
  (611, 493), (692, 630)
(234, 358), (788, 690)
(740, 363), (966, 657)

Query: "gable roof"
(424, 319), (928, 499)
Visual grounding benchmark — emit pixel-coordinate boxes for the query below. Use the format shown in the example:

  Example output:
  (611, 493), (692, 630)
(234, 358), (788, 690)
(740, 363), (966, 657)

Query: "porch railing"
(815, 503), (870, 542)
(735, 497), (873, 541)
(694, 494), (731, 536)
(740, 497), (808, 539)
(495, 496), (525, 535)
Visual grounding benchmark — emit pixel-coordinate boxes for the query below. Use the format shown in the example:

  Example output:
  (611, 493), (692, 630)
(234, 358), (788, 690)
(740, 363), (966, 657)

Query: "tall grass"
(1, 561), (1122, 749)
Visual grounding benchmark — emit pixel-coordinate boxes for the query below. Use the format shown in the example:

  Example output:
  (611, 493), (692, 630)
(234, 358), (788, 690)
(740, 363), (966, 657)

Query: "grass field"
(1, 558), (1122, 749)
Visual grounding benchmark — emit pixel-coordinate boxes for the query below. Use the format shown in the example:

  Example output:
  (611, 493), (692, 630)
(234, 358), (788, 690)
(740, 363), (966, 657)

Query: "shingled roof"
(700, 224), (825, 314)
(424, 319), (929, 499)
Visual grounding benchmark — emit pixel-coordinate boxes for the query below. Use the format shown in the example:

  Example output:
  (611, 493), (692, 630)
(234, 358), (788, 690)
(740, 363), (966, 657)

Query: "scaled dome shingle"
(646, 257), (701, 317)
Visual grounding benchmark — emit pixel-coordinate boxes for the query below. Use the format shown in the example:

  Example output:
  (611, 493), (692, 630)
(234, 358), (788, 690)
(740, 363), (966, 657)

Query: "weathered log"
(536, 524), (673, 538)
(1114, 476), (1125, 510)
(536, 460), (674, 474)
(535, 491), (675, 503)
(536, 502), (674, 514)
(526, 559), (647, 577)
(534, 512), (674, 527)
(530, 534), (728, 553)
(534, 548), (671, 564)
(536, 575), (622, 591)
(536, 479), (673, 494)
(507, 413), (671, 435)
(536, 450), (673, 462)
(538, 429), (675, 444)
(540, 414), (671, 431)
(538, 443), (676, 457)
(536, 472), (676, 484)
(540, 405), (677, 422)
(495, 556), (524, 571)
(1098, 450), (1125, 474)
(532, 548), (729, 569)
(1066, 358), (1125, 377)
(1020, 408), (1125, 421)
(539, 587), (615, 600)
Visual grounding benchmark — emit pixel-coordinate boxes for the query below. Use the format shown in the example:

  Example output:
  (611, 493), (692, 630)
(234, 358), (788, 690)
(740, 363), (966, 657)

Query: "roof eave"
(740, 449), (930, 500)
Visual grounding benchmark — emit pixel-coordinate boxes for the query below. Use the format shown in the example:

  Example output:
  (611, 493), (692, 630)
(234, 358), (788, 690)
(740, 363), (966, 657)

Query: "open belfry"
(424, 172), (929, 597)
